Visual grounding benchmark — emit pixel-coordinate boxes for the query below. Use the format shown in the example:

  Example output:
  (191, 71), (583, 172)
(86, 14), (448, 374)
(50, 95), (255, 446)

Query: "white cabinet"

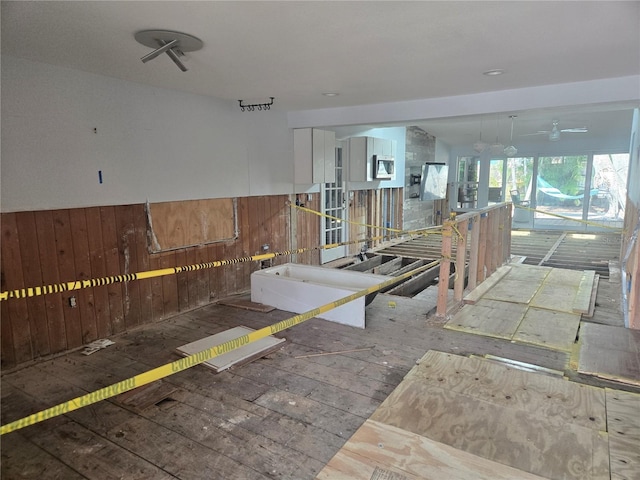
(294, 128), (336, 184)
(348, 136), (396, 182)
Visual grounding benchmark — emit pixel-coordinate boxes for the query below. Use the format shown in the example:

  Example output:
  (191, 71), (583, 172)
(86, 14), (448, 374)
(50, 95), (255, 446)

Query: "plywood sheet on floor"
(408, 351), (606, 431)
(448, 264), (591, 352)
(606, 389), (640, 480)
(176, 325), (286, 373)
(369, 351), (610, 480)
(481, 278), (542, 304)
(504, 264), (552, 283)
(316, 419), (547, 480)
(529, 281), (580, 313)
(444, 299), (527, 340)
(576, 322), (640, 386)
(512, 307), (581, 352)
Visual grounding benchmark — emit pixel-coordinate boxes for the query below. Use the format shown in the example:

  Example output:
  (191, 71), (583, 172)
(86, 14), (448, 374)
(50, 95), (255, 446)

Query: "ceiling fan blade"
(560, 128), (588, 133)
(519, 131), (549, 136)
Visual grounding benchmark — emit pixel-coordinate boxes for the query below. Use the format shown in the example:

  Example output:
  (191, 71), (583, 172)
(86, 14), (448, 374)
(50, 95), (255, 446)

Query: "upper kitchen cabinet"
(294, 128), (336, 184)
(348, 136), (397, 182)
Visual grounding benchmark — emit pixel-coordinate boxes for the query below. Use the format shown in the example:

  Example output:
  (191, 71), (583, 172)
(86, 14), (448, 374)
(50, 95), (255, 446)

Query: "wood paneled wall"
(0, 195), (296, 369)
(348, 188), (403, 255)
(622, 197), (639, 328)
(1, 189), (396, 368)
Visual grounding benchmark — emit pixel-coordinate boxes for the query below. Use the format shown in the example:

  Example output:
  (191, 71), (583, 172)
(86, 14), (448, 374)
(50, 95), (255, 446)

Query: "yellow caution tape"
(0, 236), (389, 302)
(514, 204), (623, 231)
(290, 203), (444, 237)
(0, 259), (440, 435)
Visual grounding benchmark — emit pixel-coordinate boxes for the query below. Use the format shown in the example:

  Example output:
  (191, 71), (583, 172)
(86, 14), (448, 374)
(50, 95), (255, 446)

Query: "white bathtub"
(250, 263), (390, 328)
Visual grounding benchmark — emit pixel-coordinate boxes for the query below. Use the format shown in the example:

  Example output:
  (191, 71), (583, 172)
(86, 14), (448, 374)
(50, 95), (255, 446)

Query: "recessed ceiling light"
(483, 69), (505, 76)
(322, 92), (339, 97)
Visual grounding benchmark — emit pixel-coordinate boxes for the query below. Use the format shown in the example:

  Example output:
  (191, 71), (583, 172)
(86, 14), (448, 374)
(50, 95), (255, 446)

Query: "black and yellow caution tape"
(514, 204), (624, 231)
(0, 259), (440, 435)
(0, 236), (388, 302)
(290, 203), (444, 237)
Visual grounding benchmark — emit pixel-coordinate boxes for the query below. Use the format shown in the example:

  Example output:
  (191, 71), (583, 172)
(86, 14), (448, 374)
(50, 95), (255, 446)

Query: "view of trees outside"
(589, 154), (629, 221)
(457, 153), (628, 226)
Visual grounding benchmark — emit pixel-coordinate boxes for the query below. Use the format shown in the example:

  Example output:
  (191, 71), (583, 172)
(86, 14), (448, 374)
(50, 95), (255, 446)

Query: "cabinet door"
(312, 129), (325, 184)
(294, 128), (313, 184)
(323, 130), (336, 183)
(348, 137), (367, 182)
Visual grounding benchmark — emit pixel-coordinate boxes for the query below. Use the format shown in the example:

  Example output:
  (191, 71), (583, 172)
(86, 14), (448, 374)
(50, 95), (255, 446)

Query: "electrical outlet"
(69, 296), (77, 308)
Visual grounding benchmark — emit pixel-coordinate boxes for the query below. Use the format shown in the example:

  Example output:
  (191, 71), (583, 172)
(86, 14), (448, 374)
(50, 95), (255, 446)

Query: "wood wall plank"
(132, 204), (153, 322)
(174, 249), (190, 312)
(99, 206), (124, 334)
(85, 207), (112, 339)
(148, 254), (165, 321)
(1, 213), (33, 364)
(34, 210), (67, 354)
(52, 209), (83, 349)
(15, 211), (50, 356)
(68, 209), (98, 344)
(159, 252), (179, 317)
(115, 205), (142, 330)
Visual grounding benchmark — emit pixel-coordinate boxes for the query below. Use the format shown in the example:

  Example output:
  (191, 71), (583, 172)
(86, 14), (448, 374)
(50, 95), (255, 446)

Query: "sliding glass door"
(534, 155), (589, 227)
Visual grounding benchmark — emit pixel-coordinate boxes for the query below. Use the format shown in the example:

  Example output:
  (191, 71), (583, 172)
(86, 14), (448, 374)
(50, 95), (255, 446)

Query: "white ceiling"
(2, 1), (639, 148)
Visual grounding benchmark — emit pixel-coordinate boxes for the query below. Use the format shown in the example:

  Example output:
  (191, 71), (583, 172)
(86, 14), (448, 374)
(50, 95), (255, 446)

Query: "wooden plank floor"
(2, 291), (573, 480)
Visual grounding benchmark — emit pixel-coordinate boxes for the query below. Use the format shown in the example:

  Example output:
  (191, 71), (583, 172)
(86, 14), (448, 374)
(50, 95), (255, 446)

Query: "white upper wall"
(1, 56), (294, 212)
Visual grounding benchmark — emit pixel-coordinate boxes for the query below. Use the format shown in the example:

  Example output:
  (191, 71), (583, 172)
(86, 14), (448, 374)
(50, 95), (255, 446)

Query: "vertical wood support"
(436, 219), (454, 317)
(454, 218), (468, 302)
(477, 213), (488, 284)
(468, 214), (480, 291)
(629, 238), (640, 329)
(503, 205), (512, 263)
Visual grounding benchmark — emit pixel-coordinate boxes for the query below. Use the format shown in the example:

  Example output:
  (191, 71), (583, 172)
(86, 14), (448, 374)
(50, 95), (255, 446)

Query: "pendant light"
(503, 115), (518, 157)
(489, 116), (505, 156)
(473, 116), (487, 153)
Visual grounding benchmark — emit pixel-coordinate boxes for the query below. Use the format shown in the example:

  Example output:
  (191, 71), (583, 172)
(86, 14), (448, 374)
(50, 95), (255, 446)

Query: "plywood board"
(316, 419), (547, 480)
(147, 198), (236, 252)
(576, 322), (640, 386)
(218, 297), (275, 312)
(504, 264), (551, 283)
(176, 326), (285, 373)
(445, 299), (527, 340)
(573, 270), (597, 314)
(529, 282), (578, 313)
(482, 278), (543, 304)
(606, 388), (640, 479)
(544, 267), (585, 287)
(409, 351), (606, 431)
(462, 265), (510, 304)
(512, 307), (581, 352)
(370, 378), (610, 479)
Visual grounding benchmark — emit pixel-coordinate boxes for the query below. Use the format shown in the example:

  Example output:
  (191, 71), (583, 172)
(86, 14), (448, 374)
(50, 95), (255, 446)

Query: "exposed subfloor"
(2, 291), (582, 480)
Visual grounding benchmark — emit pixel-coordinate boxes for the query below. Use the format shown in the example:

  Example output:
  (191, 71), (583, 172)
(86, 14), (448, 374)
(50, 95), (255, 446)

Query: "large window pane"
(588, 153), (628, 227)
(535, 155), (588, 227)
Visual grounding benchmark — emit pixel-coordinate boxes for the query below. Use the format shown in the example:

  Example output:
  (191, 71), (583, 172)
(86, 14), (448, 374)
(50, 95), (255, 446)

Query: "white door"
(320, 147), (347, 263)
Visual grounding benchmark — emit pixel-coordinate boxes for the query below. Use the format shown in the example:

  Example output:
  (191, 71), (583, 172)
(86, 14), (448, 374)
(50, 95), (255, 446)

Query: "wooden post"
(477, 213), (488, 284)
(454, 218), (468, 302)
(436, 219), (454, 317)
(629, 239), (639, 329)
(505, 205), (513, 262)
(495, 207), (503, 272)
(468, 214), (480, 291)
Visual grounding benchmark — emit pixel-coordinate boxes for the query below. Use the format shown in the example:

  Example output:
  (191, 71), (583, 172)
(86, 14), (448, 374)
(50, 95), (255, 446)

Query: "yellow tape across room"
(0, 235), (389, 302)
(0, 259), (440, 435)
(290, 202), (445, 237)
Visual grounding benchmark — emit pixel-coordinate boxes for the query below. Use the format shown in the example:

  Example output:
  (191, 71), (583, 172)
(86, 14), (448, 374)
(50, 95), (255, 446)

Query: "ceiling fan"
(521, 120), (588, 142)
